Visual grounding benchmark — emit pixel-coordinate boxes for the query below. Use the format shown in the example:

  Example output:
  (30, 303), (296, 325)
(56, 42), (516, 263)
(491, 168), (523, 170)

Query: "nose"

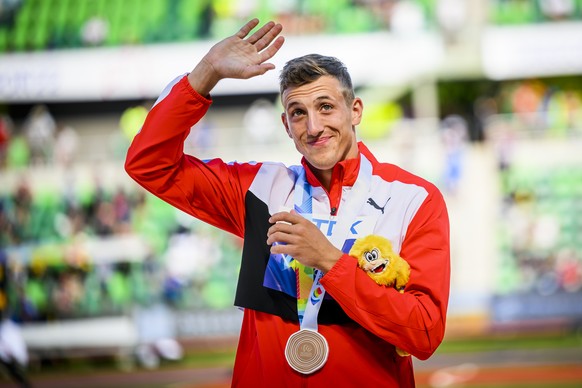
(306, 114), (323, 136)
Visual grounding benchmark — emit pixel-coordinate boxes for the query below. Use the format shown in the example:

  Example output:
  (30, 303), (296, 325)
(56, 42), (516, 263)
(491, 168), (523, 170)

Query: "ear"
(351, 97), (363, 126)
(281, 112), (292, 138)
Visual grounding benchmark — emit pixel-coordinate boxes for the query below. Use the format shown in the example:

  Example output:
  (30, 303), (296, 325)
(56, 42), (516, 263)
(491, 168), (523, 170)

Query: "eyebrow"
(314, 95), (333, 103)
(285, 95), (334, 110)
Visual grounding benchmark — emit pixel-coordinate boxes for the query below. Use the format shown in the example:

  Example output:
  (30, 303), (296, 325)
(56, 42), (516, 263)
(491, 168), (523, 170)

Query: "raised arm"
(125, 20), (285, 236)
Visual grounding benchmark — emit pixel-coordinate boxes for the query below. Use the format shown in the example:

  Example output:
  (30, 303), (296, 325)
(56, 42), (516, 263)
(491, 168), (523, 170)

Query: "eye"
(320, 103), (333, 112)
(291, 109), (305, 117)
(364, 249), (378, 262)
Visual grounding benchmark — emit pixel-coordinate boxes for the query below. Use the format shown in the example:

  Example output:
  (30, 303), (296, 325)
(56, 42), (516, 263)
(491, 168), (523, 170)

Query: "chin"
(306, 157), (337, 171)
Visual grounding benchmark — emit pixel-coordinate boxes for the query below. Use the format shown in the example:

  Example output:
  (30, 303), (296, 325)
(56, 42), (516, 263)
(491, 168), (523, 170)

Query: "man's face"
(281, 76), (363, 175)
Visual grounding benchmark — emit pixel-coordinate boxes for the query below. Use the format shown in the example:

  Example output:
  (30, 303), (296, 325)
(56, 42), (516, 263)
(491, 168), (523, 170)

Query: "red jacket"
(125, 75), (450, 387)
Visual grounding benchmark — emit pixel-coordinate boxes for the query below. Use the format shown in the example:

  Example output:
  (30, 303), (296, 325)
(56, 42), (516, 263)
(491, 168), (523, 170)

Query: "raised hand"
(188, 19), (285, 96)
(267, 210), (343, 273)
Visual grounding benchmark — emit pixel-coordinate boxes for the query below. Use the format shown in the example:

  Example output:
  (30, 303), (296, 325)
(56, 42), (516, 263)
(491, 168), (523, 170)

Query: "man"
(125, 19), (450, 387)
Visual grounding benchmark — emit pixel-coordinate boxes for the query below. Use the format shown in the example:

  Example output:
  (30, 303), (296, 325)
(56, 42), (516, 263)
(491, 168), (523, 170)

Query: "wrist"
(318, 248), (343, 273)
(188, 58), (220, 96)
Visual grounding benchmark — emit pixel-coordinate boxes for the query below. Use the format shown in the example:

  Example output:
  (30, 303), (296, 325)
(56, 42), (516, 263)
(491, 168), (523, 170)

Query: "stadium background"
(1, 0), (581, 386)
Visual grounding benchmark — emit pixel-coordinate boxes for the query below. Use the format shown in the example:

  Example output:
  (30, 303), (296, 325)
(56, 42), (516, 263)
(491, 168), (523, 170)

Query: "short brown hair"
(279, 54), (355, 105)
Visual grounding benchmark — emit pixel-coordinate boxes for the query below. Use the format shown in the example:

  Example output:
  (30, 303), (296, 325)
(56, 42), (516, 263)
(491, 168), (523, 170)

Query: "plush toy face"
(349, 235), (410, 291)
(361, 248), (390, 275)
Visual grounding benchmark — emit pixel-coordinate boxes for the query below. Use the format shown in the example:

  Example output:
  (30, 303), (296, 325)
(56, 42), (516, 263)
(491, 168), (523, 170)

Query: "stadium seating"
(2, 0), (581, 53)
(499, 163), (582, 294)
(0, 0), (416, 52)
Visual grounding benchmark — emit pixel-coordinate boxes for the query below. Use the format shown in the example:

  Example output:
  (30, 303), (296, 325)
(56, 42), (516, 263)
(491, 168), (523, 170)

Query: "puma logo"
(367, 197), (391, 214)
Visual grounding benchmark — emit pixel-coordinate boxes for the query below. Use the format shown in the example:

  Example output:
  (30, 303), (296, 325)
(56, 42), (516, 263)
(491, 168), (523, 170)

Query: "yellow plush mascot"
(349, 235), (410, 292)
(349, 234), (412, 356)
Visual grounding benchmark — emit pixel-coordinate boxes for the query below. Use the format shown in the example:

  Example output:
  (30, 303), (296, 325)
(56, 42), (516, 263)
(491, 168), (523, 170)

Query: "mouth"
(307, 136), (332, 146)
(371, 263), (386, 274)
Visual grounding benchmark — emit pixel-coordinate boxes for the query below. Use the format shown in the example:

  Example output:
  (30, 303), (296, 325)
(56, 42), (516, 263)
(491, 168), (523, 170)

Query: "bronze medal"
(285, 329), (329, 374)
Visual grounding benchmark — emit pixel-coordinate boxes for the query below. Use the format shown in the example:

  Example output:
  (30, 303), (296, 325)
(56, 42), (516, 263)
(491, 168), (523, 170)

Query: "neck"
(312, 168), (332, 192)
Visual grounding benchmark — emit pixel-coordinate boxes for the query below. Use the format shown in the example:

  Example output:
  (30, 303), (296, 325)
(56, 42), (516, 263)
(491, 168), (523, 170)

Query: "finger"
(258, 36), (285, 65)
(254, 23), (283, 51)
(266, 217), (302, 245)
(270, 241), (294, 255)
(246, 20), (277, 45)
(269, 211), (301, 225)
(236, 18), (260, 39)
(252, 63), (276, 76)
(242, 63), (275, 79)
(266, 220), (293, 239)
(267, 229), (297, 246)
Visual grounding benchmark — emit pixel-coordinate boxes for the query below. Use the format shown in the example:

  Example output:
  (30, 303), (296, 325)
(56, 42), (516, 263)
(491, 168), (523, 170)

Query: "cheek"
(287, 122), (310, 143)
(282, 115), (291, 138)
(287, 127), (302, 142)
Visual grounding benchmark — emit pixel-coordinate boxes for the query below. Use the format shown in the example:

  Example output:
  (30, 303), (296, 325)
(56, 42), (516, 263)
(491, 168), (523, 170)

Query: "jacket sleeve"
(320, 186), (450, 360)
(124, 75), (260, 238)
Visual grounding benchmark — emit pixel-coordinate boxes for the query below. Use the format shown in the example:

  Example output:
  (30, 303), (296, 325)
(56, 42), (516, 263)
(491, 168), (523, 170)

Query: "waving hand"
(188, 19), (285, 96)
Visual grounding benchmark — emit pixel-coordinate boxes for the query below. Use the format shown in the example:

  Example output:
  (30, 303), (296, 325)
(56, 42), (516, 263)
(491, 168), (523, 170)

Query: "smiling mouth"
(371, 263), (386, 274)
(308, 136), (332, 146)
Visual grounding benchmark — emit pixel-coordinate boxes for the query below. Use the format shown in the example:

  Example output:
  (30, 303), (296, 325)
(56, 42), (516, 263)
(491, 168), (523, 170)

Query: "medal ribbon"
(293, 154), (373, 330)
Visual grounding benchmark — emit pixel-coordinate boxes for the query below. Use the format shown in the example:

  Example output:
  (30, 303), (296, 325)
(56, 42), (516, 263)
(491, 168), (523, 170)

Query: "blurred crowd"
(498, 166), (582, 296)
(484, 80), (582, 297)
(1, 169), (241, 324)
(0, 102), (242, 325)
(0, 105), (78, 170)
